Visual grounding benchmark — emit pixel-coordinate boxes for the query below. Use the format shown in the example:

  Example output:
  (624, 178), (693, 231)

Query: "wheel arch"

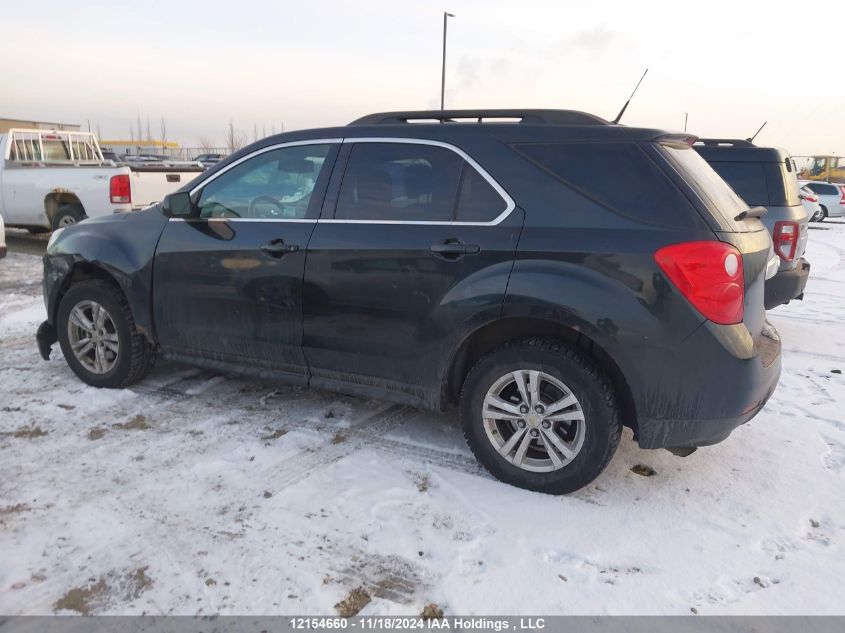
(51, 262), (160, 348)
(442, 317), (638, 435)
(44, 191), (85, 225)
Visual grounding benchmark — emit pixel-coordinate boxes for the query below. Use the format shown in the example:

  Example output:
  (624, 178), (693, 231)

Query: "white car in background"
(800, 181), (845, 220)
(800, 184), (824, 222)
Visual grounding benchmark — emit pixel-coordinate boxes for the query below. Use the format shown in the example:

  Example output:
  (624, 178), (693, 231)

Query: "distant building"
(98, 139), (181, 157)
(0, 117), (81, 133)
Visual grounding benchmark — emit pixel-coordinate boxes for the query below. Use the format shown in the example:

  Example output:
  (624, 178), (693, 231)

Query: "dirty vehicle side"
(694, 139), (810, 309)
(0, 129), (204, 231)
(37, 110), (782, 494)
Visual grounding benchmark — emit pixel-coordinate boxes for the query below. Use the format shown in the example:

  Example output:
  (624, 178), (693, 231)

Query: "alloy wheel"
(67, 300), (120, 374)
(482, 370), (586, 472)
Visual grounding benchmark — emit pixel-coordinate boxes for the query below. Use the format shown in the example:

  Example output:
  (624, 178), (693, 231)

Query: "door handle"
(430, 239), (480, 260)
(259, 239), (299, 258)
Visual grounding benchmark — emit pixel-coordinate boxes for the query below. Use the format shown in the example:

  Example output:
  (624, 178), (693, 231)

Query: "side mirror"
(161, 192), (196, 218)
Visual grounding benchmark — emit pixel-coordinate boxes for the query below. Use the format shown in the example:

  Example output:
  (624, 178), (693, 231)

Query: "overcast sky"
(2, 0), (841, 156)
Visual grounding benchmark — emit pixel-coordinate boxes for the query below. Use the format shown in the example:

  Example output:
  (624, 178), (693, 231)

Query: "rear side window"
(336, 143), (463, 221)
(707, 162), (769, 206)
(335, 142), (508, 223)
(512, 142), (693, 226)
(455, 165), (507, 222)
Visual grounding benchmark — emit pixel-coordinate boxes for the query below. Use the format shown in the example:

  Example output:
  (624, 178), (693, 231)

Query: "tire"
(459, 338), (622, 494)
(819, 206), (828, 222)
(57, 280), (155, 388)
(52, 205), (84, 231)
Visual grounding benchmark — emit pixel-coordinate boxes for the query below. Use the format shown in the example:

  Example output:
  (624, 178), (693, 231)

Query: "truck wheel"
(459, 338), (622, 494)
(57, 280), (155, 388)
(52, 205), (84, 230)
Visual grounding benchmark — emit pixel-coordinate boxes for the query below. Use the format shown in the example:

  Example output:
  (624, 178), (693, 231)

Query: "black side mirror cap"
(162, 192), (195, 218)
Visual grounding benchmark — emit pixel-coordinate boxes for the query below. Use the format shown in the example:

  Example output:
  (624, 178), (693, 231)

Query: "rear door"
(152, 141), (339, 380)
(302, 139), (522, 402)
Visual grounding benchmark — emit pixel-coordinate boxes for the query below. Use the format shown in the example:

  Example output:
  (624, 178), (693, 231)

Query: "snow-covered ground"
(1, 226), (844, 616)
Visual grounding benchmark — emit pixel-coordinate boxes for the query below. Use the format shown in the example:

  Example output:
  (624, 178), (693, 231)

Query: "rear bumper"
(634, 320), (782, 450)
(764, 258), (810, 309)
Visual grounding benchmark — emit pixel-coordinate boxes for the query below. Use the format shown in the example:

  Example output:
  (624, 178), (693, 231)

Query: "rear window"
(660, 145), (749, 230)
(706, 161), (801, 208)
(708, 162), (769, 206)
(512, 142), (694, 226)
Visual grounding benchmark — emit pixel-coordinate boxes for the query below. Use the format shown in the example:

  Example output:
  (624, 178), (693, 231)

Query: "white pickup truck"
(0, 129), (205, 231)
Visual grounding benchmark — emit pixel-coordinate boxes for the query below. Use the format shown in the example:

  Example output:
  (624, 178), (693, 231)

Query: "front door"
(302, 139), (522, 403)
(153, 141), (339, 380)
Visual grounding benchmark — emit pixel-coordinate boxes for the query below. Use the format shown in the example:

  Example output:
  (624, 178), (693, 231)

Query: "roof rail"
(694, 138), (756, 148)
(349, 109), (609, 126)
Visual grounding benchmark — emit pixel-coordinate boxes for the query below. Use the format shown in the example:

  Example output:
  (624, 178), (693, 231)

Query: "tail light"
(110, 174), (131, 204)
(804, 194), (818, 203)
(772, 220), (799, 262)
(655, 241), (744, 325)
(839, 186), (845, 205)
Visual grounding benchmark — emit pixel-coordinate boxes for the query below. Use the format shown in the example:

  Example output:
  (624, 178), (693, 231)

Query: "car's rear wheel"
(52, 205), (84, 231)
(819, 206), (828, 222)
(57, 280), (155, 388)
(459, 338), (621, 494)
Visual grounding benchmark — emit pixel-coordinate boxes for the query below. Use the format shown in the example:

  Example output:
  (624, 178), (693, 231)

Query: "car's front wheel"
(459, 338), (622, 494)
(57, 280), (155, 388)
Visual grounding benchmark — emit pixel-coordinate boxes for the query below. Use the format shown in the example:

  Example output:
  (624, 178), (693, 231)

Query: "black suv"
(36, 110), (782, 494)
(694, 139), (810, 309)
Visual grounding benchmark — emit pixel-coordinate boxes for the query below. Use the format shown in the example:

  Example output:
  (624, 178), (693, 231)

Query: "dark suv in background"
(37, 110), (782, 494)
(694, 139), (810, 309)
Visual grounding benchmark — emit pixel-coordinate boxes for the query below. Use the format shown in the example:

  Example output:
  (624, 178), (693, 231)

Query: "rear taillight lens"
(839, 186), (845, 205)
(805, 194), (818, 203)
(110, 174), (131, 204)
(772, 220), (799, 262)
(655, 241), (744, 325)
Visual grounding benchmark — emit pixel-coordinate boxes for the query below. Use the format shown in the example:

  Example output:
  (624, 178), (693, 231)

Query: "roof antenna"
(612, 68), (648, 125)
(747, 121), (767, 143)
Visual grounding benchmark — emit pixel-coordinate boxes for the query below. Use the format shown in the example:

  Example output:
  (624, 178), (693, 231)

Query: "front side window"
(197, 144), (332, 219)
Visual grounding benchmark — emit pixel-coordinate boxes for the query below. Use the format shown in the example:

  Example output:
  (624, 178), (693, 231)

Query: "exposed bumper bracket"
(36, 321), (58, 360)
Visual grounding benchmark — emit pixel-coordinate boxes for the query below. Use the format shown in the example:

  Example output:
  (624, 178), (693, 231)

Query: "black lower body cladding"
(764, 258), (810, 310)
(632, 319), (782, 450)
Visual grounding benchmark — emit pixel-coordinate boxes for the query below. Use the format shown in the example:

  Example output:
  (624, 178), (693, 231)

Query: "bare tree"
(253, 123), (258, 142)
(159, 117), (167, 149)
(226, 120), (246, 153)
(197, 136), (216, 152)
(129, 124), (135, 142)
(146, 116), (152, 141)
(136, 111), (143, 142)
(96, 123), (102, 139)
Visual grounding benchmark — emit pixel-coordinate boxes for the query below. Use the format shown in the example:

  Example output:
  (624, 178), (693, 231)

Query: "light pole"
(441, 12), (455, 111)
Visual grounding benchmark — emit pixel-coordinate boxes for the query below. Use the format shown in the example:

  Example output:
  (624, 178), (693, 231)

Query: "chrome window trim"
(172, 136), (516, 226)
(187, 138), (343, 197)
(326, 137), (515, 226)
